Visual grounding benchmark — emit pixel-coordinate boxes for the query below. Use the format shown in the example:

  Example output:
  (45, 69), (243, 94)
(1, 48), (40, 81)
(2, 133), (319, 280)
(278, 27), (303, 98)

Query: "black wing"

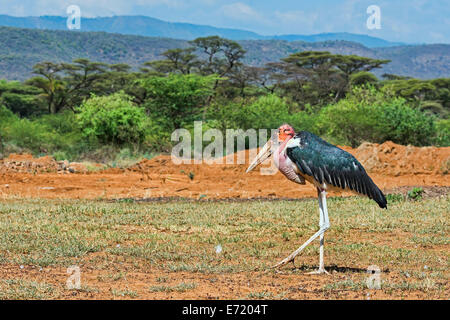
(287, 131), (387, 209)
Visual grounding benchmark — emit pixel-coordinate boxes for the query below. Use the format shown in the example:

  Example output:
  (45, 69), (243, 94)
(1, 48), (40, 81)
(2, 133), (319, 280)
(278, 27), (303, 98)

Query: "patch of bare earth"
(0, 141), (448, 300)
(0, 141), (448, 200)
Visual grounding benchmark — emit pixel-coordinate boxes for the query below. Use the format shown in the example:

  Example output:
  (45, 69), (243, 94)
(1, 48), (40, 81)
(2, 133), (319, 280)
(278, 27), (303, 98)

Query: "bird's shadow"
(288, 264), (389, 274)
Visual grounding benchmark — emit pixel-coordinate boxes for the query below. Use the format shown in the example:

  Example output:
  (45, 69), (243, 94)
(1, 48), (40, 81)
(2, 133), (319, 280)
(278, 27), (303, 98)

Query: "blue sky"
(0, 0), (449, 43)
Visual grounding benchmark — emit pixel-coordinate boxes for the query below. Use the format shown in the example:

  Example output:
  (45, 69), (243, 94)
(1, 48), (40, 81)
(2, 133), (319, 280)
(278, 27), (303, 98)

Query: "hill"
(273, 32), (403, 47)
(0, 14), (404, 48)
(0, 26), (448, 81)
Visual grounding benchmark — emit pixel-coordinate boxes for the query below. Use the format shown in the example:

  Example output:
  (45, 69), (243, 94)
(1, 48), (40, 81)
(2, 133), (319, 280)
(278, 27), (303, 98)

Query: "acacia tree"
(223, 65), (264, 98)
(26, 62), (65, 114)
(270, 51), (390, 107)
(189, 36), (246, 77)
(61, 58), (108, 109)
(189, 36), (246, 117)
(144, 48), (199, 75)
(26, 59), (108, 113)
(92, 63), (141, 98)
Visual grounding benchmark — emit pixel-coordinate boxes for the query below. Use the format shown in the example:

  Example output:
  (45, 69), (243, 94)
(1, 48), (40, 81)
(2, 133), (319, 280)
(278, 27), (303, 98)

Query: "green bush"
(140, 74), (218, 130)
(0, 80), (45, 117)
(35, 111), (80, 135)
(407, 187), (424, 201)
(207, 95), (321, 139)
(206, 100), (243, 133)
(289, 105), (321, 135)
(1, 92), (45, 117)
(0, 105), (19, 155)
(2, 118), (47, 153)
(434, 119), (450, 147)
(378, 102), (436, 146)
(143, 118), (176, 153)
(1, 105), (85, 158)
(52, 151), (70, 161)
(318, 87), (436, 147)
(386, 193), (405, 203)
(0, 105), (17, 127)
(1, 116), (83, 158)
(236, 94), (291, 130)
(76, 92), (147, 145)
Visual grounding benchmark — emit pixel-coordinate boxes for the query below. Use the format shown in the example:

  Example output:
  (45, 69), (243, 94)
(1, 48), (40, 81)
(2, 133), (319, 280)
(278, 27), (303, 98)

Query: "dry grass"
(0, 195), (448, 299)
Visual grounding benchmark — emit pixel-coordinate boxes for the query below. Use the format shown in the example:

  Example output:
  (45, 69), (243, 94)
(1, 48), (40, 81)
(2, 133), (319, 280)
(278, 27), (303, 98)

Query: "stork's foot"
(307, 268), (330, 275)
(271, 253), (298, 269)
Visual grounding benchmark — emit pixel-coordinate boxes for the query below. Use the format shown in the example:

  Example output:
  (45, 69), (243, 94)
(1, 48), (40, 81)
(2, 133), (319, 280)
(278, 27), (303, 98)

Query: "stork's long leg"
(308, 189), (330, 274)
(272, 189), (330, 271)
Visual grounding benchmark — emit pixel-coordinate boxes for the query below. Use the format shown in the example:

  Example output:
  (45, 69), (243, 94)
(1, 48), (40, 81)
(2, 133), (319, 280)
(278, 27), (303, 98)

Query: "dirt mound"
(130, 141), (450, 177)
(0, 153), (88, 174)
(350, 141), (450, 176)
(0, 142), (448, 200)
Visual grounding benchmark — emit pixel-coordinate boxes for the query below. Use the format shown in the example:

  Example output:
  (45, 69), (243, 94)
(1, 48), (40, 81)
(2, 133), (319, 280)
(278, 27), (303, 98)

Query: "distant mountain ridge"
(0, 26), (448, 81)
(0, 14), (405, 48)
(272, 33), (404, 48)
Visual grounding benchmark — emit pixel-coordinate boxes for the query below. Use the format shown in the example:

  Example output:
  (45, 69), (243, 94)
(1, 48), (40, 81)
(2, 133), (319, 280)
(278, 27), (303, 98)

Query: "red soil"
(0, 141), (449, 200)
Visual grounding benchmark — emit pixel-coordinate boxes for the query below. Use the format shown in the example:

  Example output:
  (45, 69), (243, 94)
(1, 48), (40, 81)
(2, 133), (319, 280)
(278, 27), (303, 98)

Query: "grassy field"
(0, 195), (448, 299)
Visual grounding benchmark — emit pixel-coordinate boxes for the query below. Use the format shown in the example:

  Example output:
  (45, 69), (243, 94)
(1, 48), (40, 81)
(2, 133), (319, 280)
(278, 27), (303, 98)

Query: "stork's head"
(277, 124), (295, 143)
(246, 124), (295, 173)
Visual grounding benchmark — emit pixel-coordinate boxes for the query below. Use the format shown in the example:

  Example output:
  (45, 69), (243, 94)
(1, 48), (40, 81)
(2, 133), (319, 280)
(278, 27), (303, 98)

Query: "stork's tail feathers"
(371, 184), (387, 209)
(339, 166), (387, 209)
(360, 176), (387, 209)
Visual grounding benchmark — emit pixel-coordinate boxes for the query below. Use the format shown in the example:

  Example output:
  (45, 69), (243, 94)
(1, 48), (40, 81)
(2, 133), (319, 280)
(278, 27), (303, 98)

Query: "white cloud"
(220, 2), (262, 21)
(274, 10), (318, 33)
(0, 0), (184, 17)
(8, 4), (26, 16)
(411, 0), (427, 11)
(429, 32), (445, 43)
(341, 0), (358, 22)
(197, 0), (217, 5)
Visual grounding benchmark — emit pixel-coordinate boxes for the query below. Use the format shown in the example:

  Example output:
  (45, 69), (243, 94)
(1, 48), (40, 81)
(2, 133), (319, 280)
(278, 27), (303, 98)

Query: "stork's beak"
(246, 139), (273, 173)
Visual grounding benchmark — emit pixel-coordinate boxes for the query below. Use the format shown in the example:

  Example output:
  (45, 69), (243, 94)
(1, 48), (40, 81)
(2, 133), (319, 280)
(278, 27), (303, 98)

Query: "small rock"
(68, 167), (75, 173)
(4, 184), (9, 188)
(19, 265), (24, 269)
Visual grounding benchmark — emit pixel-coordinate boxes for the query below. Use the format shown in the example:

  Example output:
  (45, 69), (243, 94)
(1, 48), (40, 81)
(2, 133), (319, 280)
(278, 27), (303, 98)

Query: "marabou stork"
(246, 124), (387, 274)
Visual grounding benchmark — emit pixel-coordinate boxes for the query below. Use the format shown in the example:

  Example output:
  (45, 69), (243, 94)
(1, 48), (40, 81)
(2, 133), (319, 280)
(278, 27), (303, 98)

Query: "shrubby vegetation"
(0, 36), (448, 162)
(77, 92), (147, 145)
(317, 87), (437, 147)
